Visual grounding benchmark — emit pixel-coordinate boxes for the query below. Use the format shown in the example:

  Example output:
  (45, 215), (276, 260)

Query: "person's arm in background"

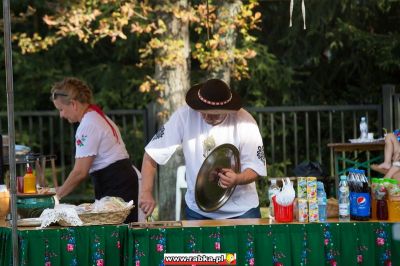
(139, 152), (158, 217)
(56, 156), (94, 200)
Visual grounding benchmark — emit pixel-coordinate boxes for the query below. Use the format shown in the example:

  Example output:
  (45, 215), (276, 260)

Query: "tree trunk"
(154, 0), (190, 221)
(210, 0), (242, 86)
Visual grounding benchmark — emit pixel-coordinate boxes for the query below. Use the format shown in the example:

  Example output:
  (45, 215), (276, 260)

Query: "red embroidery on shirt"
(76, 135), (87, 147)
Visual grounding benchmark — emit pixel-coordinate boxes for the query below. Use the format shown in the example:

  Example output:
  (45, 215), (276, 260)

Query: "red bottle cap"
(26, 166), (33, 174)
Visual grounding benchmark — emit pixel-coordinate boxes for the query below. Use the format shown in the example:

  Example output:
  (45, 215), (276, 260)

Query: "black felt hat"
(185, 79), (242, 114)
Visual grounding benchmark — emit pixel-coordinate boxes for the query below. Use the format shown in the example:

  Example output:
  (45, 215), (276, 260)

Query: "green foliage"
(248, 0), (400, 106)
(0, 0), (399, 111)
(7, 0), (262, 104)
(235, 43), (295, 106)
(0, 0), (399, 190)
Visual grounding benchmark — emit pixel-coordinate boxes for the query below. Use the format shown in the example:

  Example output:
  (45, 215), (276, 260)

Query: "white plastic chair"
(175, 165), (187, 221)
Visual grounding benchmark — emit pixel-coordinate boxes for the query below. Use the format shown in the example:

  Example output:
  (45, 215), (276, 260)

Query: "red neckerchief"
(89, 104), (119, 143)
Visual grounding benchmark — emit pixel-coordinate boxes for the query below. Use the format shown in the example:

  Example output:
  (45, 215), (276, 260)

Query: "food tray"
(349, 138), (384, 143)
(58, 205), (134, 226)
(17, 217), (42, 227)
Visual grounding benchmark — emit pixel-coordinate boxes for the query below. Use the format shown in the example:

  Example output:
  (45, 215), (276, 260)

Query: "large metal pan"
(195, 143), (240, 212)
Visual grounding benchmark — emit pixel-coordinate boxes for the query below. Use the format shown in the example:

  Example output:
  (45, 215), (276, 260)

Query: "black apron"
(90, 158), (138, 223)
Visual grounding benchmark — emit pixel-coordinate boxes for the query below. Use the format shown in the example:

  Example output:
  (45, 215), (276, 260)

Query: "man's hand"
(139, 191), (156, 218)
(217, 168), (239, 189)
(217, 168), (259, 188)
(140, 152), (158, 218)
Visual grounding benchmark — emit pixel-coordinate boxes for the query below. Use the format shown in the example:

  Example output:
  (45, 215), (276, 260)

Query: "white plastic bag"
(276, 178), (295, 206)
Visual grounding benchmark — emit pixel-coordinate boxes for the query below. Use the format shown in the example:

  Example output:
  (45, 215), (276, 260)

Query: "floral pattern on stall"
(375, 223), (391, 266)
(19, 236), (28, 266)
(91, 233), (104, 266)
(300, 225), (311, 266)
(134, 240), (145, 266)
(44, 239), (58, 266)
(323, 223), (339, 266)
(355, 225), (368, 264)
(244, 231), (255, 266)
(267, 226), (285, 266)
(110, 230), (121, 249)
(187, 233), (201, 253)
(208, 227), (221, 251)
(151, 228), (167, 266)
(61, 228), (77, 266)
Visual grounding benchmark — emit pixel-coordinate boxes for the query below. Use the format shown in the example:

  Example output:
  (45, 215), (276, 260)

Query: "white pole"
(2, 0), (19, 265)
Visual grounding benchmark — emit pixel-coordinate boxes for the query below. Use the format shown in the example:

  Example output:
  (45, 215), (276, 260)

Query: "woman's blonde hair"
(51, 77), (93, 105)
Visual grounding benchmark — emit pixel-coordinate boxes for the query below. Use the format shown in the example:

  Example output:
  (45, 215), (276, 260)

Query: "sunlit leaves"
(13, 0), (261, 85)
(192, 1), (261, 80)
(15, 33), (60, 54)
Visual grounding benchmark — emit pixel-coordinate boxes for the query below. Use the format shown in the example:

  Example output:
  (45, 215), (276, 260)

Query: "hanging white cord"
(289, 0), (294, 27)
(302, 0), (306, 29)
(289, 0), (307, 29)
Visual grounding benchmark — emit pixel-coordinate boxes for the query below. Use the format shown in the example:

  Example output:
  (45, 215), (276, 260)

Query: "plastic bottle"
(370, 178), (379, 220)
(349, 169), (370, 221)
(268, 179), (280, 219)
(359, 117), (368, 139)
(375, 178), (388, 220)
(317, 181), (327, 222)
(376, 198), (389, 220)
(388, 179), (400, 221)
(338, 175), (350, 221)
(23, 165), (36, 194)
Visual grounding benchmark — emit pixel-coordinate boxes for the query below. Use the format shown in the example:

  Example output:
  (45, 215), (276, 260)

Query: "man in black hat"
(139, 78), (267, 220)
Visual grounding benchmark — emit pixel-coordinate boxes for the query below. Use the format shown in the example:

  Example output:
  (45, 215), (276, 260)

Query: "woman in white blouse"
(51, 77), (138, 222)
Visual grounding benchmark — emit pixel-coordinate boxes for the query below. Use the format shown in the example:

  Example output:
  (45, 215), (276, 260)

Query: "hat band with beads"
(197, 90), (232, 106)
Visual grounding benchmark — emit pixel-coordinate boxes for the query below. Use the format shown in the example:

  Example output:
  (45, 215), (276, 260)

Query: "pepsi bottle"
(349, 169), (370, 221)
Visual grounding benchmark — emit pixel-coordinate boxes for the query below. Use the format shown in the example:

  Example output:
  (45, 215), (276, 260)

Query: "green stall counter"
(1, 221), (400, 266)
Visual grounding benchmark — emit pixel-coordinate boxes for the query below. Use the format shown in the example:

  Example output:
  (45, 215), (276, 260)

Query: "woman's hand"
(55, 186), (62, 200)
(56, 156), (93, 200)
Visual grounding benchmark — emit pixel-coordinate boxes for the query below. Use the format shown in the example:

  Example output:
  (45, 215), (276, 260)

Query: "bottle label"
(350, 192), (370, 216)
(268, 188), (280, 199)
(339, 186), (348, 193)
(339, 203), (349, 216)
(318, 197), (327, 205)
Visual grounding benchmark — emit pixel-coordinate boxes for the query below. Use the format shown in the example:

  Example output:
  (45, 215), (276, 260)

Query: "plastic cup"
(272, 196), (294, 222)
